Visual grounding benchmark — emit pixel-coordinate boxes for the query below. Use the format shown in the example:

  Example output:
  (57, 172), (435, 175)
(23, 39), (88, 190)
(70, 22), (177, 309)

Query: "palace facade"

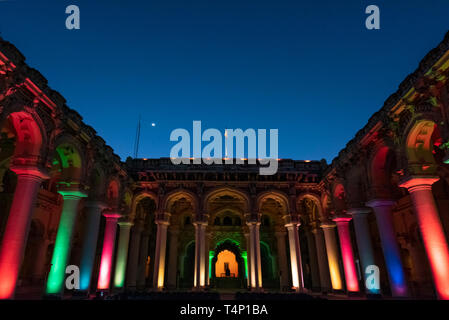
(1, 31), (449, 300)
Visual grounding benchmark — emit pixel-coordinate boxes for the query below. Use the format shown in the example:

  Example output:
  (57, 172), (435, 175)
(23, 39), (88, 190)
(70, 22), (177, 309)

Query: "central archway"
(211, 240), (246, 289)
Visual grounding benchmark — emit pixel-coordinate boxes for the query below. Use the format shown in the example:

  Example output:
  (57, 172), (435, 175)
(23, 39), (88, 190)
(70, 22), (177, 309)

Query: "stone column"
(32, 238), (50, 284)
(193, 221), (207, 289)
(206, 232), (212, 286)
(247, 221), (263, 290)
(400, 176), (449, 300)
(97, 212), (121, 291)
(244, 232), (252, 288)
(366, 199), (409, 297)
(312, 227), (331, 292)
(285, 222), (304, 291)
(306, 229), (320, 290)
(46, 189), (87, 296)
(126, 222), (142, 290)
(275, 231), (289, 290)
(333, 216), (360, 293)
(137, 232), (150, 288)
(348, 207), (378, 294)
(79, 201), (105, 292)
(113, 222), (133, 290)
(153, 220), (169, 290)
(0, 166), (47, 299)
(321, 222), (343, 291)
(166, 227), (180, 289)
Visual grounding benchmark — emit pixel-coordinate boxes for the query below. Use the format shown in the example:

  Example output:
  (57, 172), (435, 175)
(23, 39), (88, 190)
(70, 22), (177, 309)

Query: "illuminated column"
(0, 166), (47, 299)
(46, 189), (87, 295)
(97, 212), (121, 291)
(285, 222), (304, 291)
(79, 201), (105, 292)
(333, 216), (360, 293)
(399, 176), (449, 300)
(166, 227), (180, 289)
(306, 230), (320, 289)
(126, 222), (142, 290)
(193, 221), (207, 289)
(312, 227), (331, 292)
(244, 232), (252, 288)
(113, 222), (133, 290)
(206, 232), (212, 286)
(153, 219), (169, 290)
(348, 208), (378, 294)
(137, 232), (149, 288)
(32, 238), (50, 284)
(321, 222), (343, 290)
(248, 221), (263, 290)
(275, 231), (289, 290)
(366, 199), (408, 297)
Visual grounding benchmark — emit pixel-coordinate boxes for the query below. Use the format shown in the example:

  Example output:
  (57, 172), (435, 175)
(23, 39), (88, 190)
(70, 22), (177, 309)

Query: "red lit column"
(400, 176), (449, 300)
(0, 166), (47, 299)
(333, 216), (360, 293)
(97, 212), (121, 291)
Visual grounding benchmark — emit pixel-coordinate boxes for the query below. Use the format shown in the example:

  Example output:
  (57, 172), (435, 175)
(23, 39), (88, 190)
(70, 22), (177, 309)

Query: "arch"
(405, 120), (440, 175)
(331, 182), (347, 214)
(297, 193), (324, 219)
(256, 190), (290, 214)
(203, 187), (250, 214)
(260, 241), (276, 281)
(163, 188), (199, 213)
(129, 191), (158, 222)
(211, 239), (245, 287)
(369, 144), (400, 199)
(51, 135), (85, 184)
(5, 111), (45, 161)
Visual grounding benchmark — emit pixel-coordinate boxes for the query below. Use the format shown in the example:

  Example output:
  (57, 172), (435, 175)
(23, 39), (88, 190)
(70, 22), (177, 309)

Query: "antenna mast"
(133, 114), (141, 158)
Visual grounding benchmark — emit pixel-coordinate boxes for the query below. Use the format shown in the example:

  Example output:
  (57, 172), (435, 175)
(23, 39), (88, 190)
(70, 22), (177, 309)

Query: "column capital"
(347, 207), (371, 216)
(118, 221), (133, 227)
(155, 219), (170, 226)
(320, 220), (336, 229)
(332, 215), (352, 223)
(193, 220), (208, 227)
(10, 164), (49, 180)
(84, 200), (107, 210)
(399, 175), (440, 191)
(103, 210), (122, 220)
(58, 189), (88, 199)
(366, 199), (396, 208)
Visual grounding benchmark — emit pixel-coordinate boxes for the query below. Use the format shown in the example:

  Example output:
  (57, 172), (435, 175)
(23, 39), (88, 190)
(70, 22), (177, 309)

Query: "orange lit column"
(366, 199), (408, 297)
(248, 221), (263, 290)
(97, 212), (121, 291)
(153, 219), (169, 290)
(0, 166), (47, 299)
(193, 221), (207, 289)
(321, 222), (343, 291)
(333, 216), (360, 293)
(285, 222), (304, 291)
(400, 176), (449, 300)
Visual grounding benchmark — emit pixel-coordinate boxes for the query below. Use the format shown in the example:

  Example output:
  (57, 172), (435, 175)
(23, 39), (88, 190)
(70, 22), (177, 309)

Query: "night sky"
(0, 0), (448, 162)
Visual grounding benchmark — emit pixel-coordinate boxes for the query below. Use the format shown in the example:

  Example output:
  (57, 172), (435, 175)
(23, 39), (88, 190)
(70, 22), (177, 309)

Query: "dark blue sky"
(1, 0), (448, 162)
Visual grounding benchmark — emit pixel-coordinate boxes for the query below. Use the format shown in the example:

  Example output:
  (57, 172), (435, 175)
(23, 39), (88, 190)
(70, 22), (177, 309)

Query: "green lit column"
(113, 222), (133, 290)
(46, 189), (87, 296)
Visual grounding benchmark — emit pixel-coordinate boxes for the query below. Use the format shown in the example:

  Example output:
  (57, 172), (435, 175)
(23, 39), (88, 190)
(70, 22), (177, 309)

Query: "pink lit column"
(0, 166), (47, 299)
(333, 216), (360, 293)
(400, 176), (449, 300)
(97, 212), (121, 291)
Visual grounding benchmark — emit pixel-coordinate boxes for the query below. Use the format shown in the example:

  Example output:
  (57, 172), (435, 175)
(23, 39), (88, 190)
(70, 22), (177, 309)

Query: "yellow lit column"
(153, 219), (169, 290)
(321, 221), (343, 291)
(193, 221), (207, 289)
(285, 222), (304, 292)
